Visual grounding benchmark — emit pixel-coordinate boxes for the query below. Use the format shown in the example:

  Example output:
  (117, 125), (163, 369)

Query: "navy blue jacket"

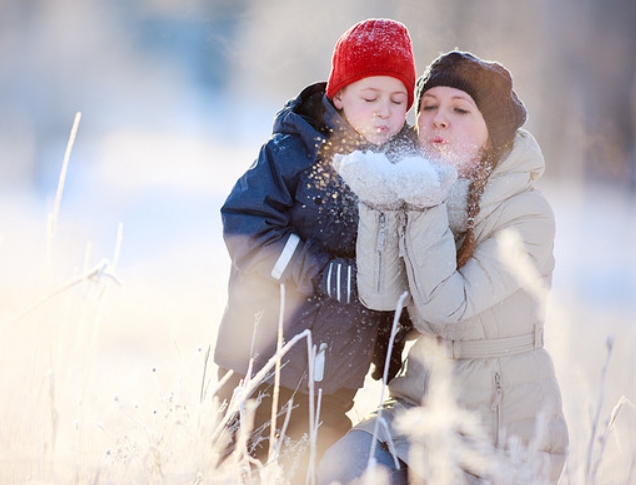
(214, 82), (417, 394)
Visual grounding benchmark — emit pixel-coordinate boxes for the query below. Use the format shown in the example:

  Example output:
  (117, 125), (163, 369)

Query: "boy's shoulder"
(259, 132), (319, 176)
(266, 131), (308, 155)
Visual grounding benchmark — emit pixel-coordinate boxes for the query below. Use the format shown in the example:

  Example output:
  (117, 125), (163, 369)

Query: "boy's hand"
(318, 258), (357, 305)
(333, 151), (402, 209)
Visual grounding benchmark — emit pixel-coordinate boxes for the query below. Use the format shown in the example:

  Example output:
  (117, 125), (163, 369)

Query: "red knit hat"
(326, 19), (416, 110)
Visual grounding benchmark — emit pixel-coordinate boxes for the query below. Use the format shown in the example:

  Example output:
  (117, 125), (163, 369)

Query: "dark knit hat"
(415, 51), (527, 157)
(326, 19), (417, 110)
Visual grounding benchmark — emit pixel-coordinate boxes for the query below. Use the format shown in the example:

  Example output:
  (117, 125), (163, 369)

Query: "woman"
(317, 51), (569, 485)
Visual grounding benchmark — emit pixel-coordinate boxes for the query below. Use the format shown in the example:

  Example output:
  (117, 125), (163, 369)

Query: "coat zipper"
(375, 212), (386, 292)
(491, 372), (503, 448)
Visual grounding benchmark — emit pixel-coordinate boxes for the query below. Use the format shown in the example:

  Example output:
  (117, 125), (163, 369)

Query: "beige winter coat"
(354, 130), (568, 484)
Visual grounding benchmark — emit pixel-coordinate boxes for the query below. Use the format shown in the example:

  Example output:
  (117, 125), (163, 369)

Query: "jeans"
(316, 430), (408, 485)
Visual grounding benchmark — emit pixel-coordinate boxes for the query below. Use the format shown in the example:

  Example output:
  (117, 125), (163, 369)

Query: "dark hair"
(456, 150), (496, 267)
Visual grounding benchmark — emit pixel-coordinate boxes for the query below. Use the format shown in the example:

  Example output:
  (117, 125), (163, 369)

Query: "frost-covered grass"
(0, 122), (635, 484)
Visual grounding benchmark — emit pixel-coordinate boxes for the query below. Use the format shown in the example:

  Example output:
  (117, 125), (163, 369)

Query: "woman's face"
(333, 76), (409, 146)
(416, 86), (489, 177)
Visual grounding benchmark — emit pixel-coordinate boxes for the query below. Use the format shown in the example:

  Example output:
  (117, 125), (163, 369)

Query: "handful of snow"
(333, 150), (457, 209)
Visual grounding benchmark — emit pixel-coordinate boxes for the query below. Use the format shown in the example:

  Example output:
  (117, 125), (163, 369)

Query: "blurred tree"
(119, 0), (249, 91)
(581, 0), (636, 190)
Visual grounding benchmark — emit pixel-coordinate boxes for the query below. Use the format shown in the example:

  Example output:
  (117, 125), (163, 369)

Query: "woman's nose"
(433, 112), (448, 128)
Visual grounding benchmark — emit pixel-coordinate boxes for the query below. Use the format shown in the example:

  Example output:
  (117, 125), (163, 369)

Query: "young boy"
(213, 18), (417, 483)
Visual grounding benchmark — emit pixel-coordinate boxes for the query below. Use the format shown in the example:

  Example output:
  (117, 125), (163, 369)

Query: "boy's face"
(333, 76), (409, 146)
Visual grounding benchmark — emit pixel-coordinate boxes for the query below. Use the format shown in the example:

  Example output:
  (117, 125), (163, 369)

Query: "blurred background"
(2, 0), (636, 192)
(0, 1), (635, 481)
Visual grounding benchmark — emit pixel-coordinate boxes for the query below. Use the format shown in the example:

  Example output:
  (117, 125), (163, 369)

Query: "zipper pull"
(491, 372), (502, 411)
(313, 342), (328, 383)
(377, 212), (386, 252)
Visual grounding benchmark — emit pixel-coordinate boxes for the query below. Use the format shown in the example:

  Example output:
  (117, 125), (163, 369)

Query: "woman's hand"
(334, 151), (457, 209)
(394, 156), (457, 209)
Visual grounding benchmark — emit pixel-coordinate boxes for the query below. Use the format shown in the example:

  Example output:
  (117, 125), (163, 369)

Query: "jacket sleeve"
(400, 191), (555, 330)
(221, 134), (330, 295)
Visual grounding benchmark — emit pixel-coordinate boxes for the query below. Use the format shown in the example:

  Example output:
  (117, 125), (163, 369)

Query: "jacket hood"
(273, 82), (326, 134)
(479, 129), (545, 217)
(493, 129), (545, 182)
(271, 82), (348, 160)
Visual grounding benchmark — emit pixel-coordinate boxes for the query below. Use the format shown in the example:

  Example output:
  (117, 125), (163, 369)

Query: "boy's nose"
(375, 101), (390, 118)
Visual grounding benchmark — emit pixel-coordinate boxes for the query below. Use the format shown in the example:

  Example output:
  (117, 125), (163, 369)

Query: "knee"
(316, 431), (374, 485)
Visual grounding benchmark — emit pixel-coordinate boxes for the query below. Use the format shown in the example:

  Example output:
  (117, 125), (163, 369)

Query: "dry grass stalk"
(47, 111), (82, 269)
